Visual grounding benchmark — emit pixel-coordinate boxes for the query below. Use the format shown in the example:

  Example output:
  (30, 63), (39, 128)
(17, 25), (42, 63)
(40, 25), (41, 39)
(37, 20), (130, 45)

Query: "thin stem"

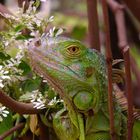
(0, 123), (25, 140)
(107, 1), (134, 139)
(123, 47), (133, 140)
(86, 0), (100, 51)
(0, 90), (42, 114)
(101, 0), (116, 139)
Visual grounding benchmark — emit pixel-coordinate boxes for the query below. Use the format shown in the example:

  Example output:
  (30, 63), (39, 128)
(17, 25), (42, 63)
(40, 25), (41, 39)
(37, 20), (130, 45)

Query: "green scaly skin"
(27, 37), (140, 140)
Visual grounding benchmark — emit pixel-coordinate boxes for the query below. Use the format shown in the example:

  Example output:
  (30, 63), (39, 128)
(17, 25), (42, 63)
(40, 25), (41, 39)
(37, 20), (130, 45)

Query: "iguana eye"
(62, 44), (82, 59)
(67, 45), (80, 54)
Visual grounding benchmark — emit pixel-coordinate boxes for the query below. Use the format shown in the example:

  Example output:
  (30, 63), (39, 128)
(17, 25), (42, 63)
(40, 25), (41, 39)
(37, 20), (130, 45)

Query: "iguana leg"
(53, 109), (79, 140)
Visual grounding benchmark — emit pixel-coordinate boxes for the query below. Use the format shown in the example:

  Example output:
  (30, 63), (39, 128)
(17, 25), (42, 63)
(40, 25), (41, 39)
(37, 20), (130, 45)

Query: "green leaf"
(33, 0), (41, 9)
(47, 88), (56, 100)
(14, 24), (26, 32)
(19, 92), (32, 102)
(0, 52), (10, 64)
(18, 61), (31, 75)
(0, 113), (13, 140)
(15, 35), (34, 40)
(22, 77), (41, 92)
(6, 46), (19, 58)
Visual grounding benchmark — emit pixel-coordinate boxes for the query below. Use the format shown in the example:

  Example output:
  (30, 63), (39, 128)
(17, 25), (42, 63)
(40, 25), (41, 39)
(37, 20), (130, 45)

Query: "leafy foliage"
(0, 1), (64, 138)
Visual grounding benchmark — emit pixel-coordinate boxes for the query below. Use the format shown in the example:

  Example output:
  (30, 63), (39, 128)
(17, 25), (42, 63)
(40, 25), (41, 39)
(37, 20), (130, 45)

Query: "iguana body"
(27, 37), (140, 140)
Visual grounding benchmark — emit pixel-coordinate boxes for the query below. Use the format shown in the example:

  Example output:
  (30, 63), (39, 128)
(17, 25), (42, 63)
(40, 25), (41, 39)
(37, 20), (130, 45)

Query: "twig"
(86, 0), (100, 51)
(101, 0), (116, 139)
(0, 90), (42, 114)
(107, 0), (134, 139)
(0, 123), (25, 140)
(123, 48), (133, 140)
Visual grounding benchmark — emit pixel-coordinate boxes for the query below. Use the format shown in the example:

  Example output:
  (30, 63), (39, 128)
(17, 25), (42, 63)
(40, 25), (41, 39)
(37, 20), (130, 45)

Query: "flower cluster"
(29, 89), (63, 110)
(0, 104), (9, 122)
(47, 27), (64, 37)
(0, 50), (24, 89)
(30, 90), (46, 109)
(0, 0), (64, 115)
(0, 65), (11, 88)
(48, 97), (63, 106)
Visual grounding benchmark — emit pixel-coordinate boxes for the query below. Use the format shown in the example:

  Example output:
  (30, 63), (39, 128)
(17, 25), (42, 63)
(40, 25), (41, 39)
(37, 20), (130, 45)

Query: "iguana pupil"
(67, 45), (80, 55)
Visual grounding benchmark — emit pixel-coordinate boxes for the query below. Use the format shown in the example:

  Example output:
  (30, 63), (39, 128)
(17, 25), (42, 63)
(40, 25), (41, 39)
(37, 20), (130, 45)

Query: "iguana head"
(28, 37), (107, 113)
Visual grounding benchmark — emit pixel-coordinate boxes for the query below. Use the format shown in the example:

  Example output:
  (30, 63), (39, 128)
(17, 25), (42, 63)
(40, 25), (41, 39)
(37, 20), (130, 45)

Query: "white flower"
(0, 65), (11, 88)
(0, 65), (2, 70)
(0, 49), (24, 88)
(32, 6), (37, 13)
(0, 105), (9, 122)
(15, 50), (24, 63)
(4, 50), (23, 68)
(40, 0), (46, 2)
(42, 79), (48, 83)
(48, 97), (63, 106)
(0, 80), (4, 88)
(55, 28), (64, 37)
(47, 27), (63, 37)
(32, 99), (46, 109)
(47, 16), (54, 22)
(49, 27), (56, 37)
(4, 41), (9, 47)
(1, 75), (10, 79)
(30, 90), (46, 109)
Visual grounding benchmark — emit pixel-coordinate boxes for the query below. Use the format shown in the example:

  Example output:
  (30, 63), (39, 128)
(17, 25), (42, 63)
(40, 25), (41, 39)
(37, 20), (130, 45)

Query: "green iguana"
(27, 37), (140, 140)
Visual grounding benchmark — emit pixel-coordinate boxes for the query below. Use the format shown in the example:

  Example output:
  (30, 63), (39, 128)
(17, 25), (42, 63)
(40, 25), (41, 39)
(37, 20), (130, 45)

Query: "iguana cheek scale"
(27, 37), (140, 140)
